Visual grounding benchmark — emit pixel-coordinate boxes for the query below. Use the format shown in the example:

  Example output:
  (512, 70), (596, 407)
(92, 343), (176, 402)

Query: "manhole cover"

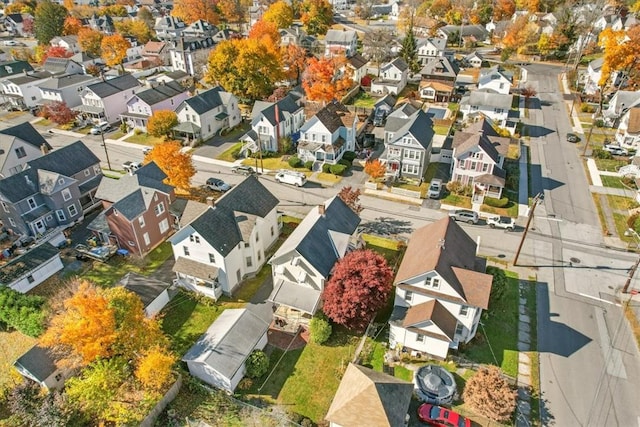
(570, 257), (581, 264)
(497, 254), (506, 259)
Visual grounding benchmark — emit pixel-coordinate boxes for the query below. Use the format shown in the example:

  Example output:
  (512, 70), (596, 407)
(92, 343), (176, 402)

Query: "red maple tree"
(43, 101), (77, 125)
(322, 249), (393, 331)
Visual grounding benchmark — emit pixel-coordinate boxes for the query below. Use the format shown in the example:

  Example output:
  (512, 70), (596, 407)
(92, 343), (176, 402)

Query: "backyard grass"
(124, 133), (166, 146)
(600, 175), (626, 189)
(351, 91), (376, 108)
(80, 242), (173, 287)
(424, 163), (440, 183)
(362, 234), (403, 251)
(0, 330), (37, 395)
(460, 270), (519, 378)
(247, 329), (359, 423)
(217, 142), (243, 162)
(607, 194), (639, 211)
(161, 290), (246, 355)
(433, 124), (451, 135)
(393, 365), (413, 381)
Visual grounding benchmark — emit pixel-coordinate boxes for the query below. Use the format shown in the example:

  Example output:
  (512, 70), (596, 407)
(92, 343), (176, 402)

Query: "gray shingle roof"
(0, 122), (50, 151)
(14, 345), (58, 382)
(118, 272), (170, 308)
(313, 101), (350, 134)
(182, 308), (270, 381)
(462, 91), (513, 109)
(252, 94), (301, 127)
(85, 74), (141, 98)
(112, 188), (152, 220)
(135, 80), (185, 106)
(0, 60), (33, 78)
(325, 29), (357, 44)
(389, 109), (434, 149)
(183, 86), (225, 115)
(215, 175), (279, 218)
(0, 243), (59, 285)
(38, 74), (97, 90)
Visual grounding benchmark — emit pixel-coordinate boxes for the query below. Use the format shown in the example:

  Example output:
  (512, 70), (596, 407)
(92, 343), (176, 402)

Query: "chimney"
(318, 204), (325, 215)
(25, 175), (35, 189)
(206, 196), (215, 207)
(40, 143), (50, 155)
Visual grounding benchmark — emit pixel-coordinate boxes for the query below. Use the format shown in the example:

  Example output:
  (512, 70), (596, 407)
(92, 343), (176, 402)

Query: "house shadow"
(537, 282), (592, 357)
(529, 163), (565, 192)
(523, 124), (556, 137)
(359, 217), (414, 236)
(525, 98), (542, 110)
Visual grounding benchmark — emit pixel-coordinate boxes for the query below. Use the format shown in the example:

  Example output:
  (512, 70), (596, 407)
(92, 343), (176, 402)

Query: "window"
(1, 201), (8, 213)
(255, 233), (259, 242)
(139, 216), (145, 227)
(154, 202), (165, 216)
(67, 204), (78, 217)
(416, 333), (425, 342)
(84, 169), (90, 176)
(246, 256), (253, 267)
(27, 275), (34, 283)
(209, 253), (215, 263)
(495, 108), (504, 114)
(258, 251), (262, 261)
(27, 197), (36, 210)
(271, 226), (274, 236)
(94, 165), (101, 175)
(482, 163), (489, 172)
(159, 218), (169, 233)
(9, 218), (16, 227)
(190, 235), (200, 243)
(15, 147), (26, 158)
(183, 246), (190, 256)
(45, 215), (52, 221)
(405, 290), (413, 302)
(56, 209), (66, 221)
(61, 188), (72, 201)
(455, 323), (464, 336)
(143, 232), (150, 245)
(432, 278), (440, 288)
(459, 305), (469, 316)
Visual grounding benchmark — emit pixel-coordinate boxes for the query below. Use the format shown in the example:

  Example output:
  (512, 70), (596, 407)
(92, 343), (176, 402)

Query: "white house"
(168, 176), (280, 299)
(77, 74), (142, 124)
(241, 93), (305, 153)
(37, 74), (99, 108)
(417, 37), (447, 64)
(459, 91), (513, 127)
(477, 66), (513, 95)
(346, 53), (369, 85)
(118, 272), (172, 317)
(154, 16), (186, 40)
(14, 345), (68, 391)
(324, 29), (358, 57)
(174, 86), (241, 142)
(0, 243), (63, 293)
(42, 57), (84, 76)
(371, 58), (409, 95)
(463, 51), (484, 68)
(389, 217), (493, 360)
(450, 118), (510, 202)
(0, 122), (52, 178)
(50, 35), (80, 54)
(603, 90), (640, 127)
(297, 101), (358, 168)
(616, 107), (640, 148)
(381, 109), (434, 179)
(0, 71), (52, 110)
(5, 13), (32, 37)
(268, 197), (361, 331)
(183, 19), (217, 38)
(183, 308), (270, 392)
(121, 81), (189, 130)
(169, 37), (215, 76)
(383, 101), (421, 144)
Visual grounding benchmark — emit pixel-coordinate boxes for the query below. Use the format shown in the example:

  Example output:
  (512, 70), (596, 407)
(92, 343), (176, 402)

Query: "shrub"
(237, 378), (253, 390)
(304, 160), (314, 170)
(322, 163), (331, 173)
(342, 151), (357, 162)
(581, 104), (595, 113)
(330, 164), (347, 175)
(231, 146), (242, 159)
(592, 148), (612, 159)
(484, 197), (510, 208)
(338, 158), (352, 168)
(446, 181), (472, 196)
(486, 266), (508, 303)
(0, 288), (46, 337)
(245, 350), (269, 379)
(309, 317), (332, 344)
(119, 122), (128, 133)
(133, 128), (143, 136)
(288, 155), (302, 168)
(279, 136), (294, 154)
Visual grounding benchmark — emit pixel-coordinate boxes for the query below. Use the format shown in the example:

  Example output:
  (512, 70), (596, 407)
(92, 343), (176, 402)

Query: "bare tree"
(362, 28), (395, 75)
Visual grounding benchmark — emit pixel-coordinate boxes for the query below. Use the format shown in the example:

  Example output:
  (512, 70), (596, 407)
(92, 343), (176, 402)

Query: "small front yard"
(124, 133), (167, 146)
(351, 91), (377, 108)
(600, 175), (627, 189)
(594, 158), (630, 172)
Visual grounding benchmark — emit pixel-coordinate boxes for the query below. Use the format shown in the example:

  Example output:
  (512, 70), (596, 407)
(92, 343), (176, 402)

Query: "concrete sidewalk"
(560, 73), (586, 135)
(519, 144), (530, 217)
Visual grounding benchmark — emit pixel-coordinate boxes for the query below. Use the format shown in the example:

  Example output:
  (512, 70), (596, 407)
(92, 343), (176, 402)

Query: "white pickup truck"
(486, 215), (515, 231)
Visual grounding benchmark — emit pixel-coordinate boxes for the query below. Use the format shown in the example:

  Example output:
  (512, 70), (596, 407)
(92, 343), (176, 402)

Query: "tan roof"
(173, 256), (219, 279)
(179, 200), (209, 228)
(325, 363), (413, 427)
(419, 80), (454, 92)
(403, 300), (458, 340)
(628, 108), (640, 134)
(394, 217), (493, 309)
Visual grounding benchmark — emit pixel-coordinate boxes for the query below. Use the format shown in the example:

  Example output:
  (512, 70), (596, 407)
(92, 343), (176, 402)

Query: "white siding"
(144, 290), (170, 317)
(9, 255), (64, 293)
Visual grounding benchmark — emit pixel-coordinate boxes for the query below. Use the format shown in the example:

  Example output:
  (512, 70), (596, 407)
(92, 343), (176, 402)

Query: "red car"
(417, 403), (471, 427)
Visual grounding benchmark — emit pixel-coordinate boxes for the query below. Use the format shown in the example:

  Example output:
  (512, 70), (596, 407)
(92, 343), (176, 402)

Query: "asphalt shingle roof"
(119, 272), (170, 308)
(14, 345), (58, 382)
(134, 80), (185, 106)
(0, 60), (33, 78)
(183, 86), (225, 115)
(85, 74), (141, 98)
(0, 243), (59, 285)
(0, 122), (50, 151)
(389, 109), (434, 149)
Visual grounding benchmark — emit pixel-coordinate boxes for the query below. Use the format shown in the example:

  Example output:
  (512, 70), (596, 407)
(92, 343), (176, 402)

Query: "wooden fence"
(140, 374), (183, 427)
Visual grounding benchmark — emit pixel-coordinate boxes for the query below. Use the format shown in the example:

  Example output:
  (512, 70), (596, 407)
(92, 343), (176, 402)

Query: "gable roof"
(118, 272), (170, 308)
(0, 60), (33, 78)
(312, 101), (351, 133)
(0, 122), (50, 151)
(389, 109), (434, 149)
(627, 108), (640, 134)
(452, 127), (510, 160)
(402, 299), (458, 340)
(251, 93), (301, 126)
(383, 57), (408, 72)
(462, 91), (513, 109)
(42, 57), (78, 75)
(325, 29), (358, 44)
(270, 196), (361, 278)
(14, 345), (59, 382)
(0, 243), (59, 285)
(134, 80), (185, 106)
(86, 74), (141, 98)
(325, 363), (413, 427)
(182, 86), (231, 115)
(439, 24), (488, 40)
(38, 73), (97, 90)
(420, 57), (459, 78)
(394, 217), (492, 309)
(374, 94), (396, 110)
(417, 37), (447, 51)
(182, 308), (270, 380)
(347, 53), (368, 69)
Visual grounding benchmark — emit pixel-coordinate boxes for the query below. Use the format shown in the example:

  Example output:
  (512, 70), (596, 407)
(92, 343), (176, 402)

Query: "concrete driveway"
(193, 122), (250, 160)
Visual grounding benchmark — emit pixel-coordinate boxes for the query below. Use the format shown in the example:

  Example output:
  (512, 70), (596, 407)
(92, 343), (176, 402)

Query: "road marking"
(594, 307), (627, 379)
(578, 293), (621, 307)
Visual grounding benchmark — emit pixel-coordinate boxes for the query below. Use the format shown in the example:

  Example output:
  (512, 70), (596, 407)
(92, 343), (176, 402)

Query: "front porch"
(272, 305), (312, 333)
(172, 256), (224, 300)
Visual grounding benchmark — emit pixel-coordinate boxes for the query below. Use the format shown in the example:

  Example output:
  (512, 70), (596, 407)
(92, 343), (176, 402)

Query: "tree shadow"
(359, 217), (414, 236)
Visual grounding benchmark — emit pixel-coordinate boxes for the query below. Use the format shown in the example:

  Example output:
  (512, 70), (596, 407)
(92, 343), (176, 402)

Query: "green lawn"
(600, 175), (625, 189)
(460, 269), (519, 378)
(441, 193), (472, 208)
(594, 158), (629, 172)
(351, 91), (376, 108)
(246, 330), (359, 423)
(109, 130), (126, 140)
(124, 133), (166, 145)
(217, 142), (243, 162)
(433, 124), (451, 135)
(81, 242), (173, 287)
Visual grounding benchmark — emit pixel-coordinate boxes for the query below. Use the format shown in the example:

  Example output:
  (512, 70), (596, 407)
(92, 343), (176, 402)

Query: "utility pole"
(582, 103), (601, 157)
(513, 192), (543, 266)
(99, 128), (112, 171)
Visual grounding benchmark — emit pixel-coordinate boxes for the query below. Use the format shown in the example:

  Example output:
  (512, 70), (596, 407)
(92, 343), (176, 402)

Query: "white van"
(275, 170), (306, 187)
(428, 179), (442, 199)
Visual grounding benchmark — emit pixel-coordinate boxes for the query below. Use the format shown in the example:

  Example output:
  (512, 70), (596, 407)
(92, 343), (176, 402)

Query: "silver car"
(448, 209), (479, 224)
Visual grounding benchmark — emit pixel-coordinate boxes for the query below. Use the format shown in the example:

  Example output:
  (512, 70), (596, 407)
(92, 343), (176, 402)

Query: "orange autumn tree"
(135, 346), (177, 392)
(101, 33), (131, 72)
(147, 110), (178, 137)
(248, 19), (280, 46)
(364, 158), (386, 180)
(282, 43), (307, 84)
(173, 0), (220, 24)
(598, 27), (640, 89)
(262, 0), (293, 29)
(302, 55), (353, 102)
(41, 281), (117, 368)
(493, 0), (515, 20)
(63, 16), (82, 35)
(78, 27), (103, 57)
(145, 140), (196, 190)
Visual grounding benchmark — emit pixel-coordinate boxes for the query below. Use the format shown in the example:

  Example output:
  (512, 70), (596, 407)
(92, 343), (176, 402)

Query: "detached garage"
(183, 308), (270, 393)
(0, 243), (63, 293)
(118, 272), (172, 317)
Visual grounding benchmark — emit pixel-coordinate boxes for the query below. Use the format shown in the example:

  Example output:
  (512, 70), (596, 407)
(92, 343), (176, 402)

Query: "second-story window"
(154, 202), (165, 216)
(62, 188), (72, 201)
(27, 197), (36, 210)
(15, 147), (26, 158)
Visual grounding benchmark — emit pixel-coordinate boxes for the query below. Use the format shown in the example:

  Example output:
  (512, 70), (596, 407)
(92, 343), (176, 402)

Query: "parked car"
(603, 144), (629, 156)
(122, 161), (142, 173)
(206, 177), (230, 192)
(90, 121), (111, 135)
(448, 209), (479, 224)
(566, 133), (578, 143)
(486, 215), (515, 231)
(417, 403), (471, 427)
(373, 111), (386, 127)
(275, 170), (306, 187)
(428, 179), (442, 199)
(142, 147), (152, 156)
(3, 40), (20, 46)
(231, 165), (256, 176)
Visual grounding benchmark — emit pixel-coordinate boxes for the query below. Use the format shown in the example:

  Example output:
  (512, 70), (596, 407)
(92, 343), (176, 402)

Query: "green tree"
(34, 0), (68, 45)
(300, 0), (333, 36)
(245, 350), (269, 378)
(0, 287), (46, 337)
(399, 23), (419, 73)
(309, 316), (332, 344)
